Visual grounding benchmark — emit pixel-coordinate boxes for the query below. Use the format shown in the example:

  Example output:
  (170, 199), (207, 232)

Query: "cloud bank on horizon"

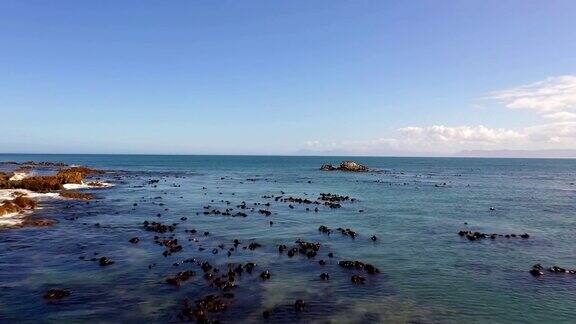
(304, 75), (576, 156)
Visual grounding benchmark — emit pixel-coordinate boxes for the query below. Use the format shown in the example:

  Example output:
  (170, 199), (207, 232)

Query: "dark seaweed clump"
(458, 230), (530, 241)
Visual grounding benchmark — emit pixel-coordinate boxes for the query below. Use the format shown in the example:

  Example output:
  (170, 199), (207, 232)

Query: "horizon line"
(1, 152), (576, 160)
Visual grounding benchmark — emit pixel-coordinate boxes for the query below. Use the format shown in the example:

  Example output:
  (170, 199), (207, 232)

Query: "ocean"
(1, 154), (575, 322)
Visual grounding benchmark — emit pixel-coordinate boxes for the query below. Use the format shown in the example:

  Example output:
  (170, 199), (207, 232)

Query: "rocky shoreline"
(0, 162), (110, 227)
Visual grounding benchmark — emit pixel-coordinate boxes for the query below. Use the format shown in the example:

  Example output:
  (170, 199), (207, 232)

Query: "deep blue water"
(1, 154), (576, 323)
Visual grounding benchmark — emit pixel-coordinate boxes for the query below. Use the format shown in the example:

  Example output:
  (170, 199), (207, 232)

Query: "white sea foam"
(9, 172), (28, 181)
(1, 171), (114, 227)
(0, 189), (61, 227)
(0, 212), (27, 227)
(1, 181), (111, 204)
(0, 191), (31, 227)
(62, 183), (89, 190)
(26, 191), (61, 200)
(0, 190), (56, 227)
(0, 189), (60, 203)
(62, 182), (114, 190)
(0, 190), (15, 203)
(1, 180), (113, 227)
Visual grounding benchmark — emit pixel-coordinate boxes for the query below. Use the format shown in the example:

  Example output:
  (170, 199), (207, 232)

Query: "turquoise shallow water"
(1, 154), (575, 323)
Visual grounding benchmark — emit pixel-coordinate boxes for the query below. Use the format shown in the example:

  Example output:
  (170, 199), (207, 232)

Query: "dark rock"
(260, 270), (271, 280)
(337, 227), (358, 239)
(248, 242), (262, 250)
(530, 264), (544, 276)
(98, 257), (114, 266)
(143, 221), (175, 233)
(320, 164), (336, 171)
(43, 289), (71, 300)
(320, 161), (369, 172)
(338, 161), (369, 172)
(178, 295), (227, 321)
(459, 229), (529, 241)
(339, 260), (380, 274)
(318, 225), (331, 234)
(258, 209), (272, 216)
(201, 262), (213, 272)
(549, 265), (567, 273)
(294, 299), (306, 311)
(351, 274), (366, 284)
(244, 262), (256, 274)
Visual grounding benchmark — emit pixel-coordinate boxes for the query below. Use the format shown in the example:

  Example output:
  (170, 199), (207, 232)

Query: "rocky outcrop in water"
(0, 196), (37, 217)
(0, 162), (111, 228)
(338, 260), (380, 274)
(43, 289), (71, 300)
(320, 164), (336, 171)
(0, 166), (105, 192)
(530, 264), (576, 276)
(320, 161), (369, 172)
(458, 230), (530, 241)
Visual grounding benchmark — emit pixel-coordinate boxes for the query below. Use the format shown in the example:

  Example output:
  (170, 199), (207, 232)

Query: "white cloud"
(399, 122), (576, 150)
(525, 121), (576, 143)
(491, 75), (576, 115)
(401, 76), (576, 152)
(399, 125), (525, 145)
(305, 122), (576, 155)
(542, 111), (576, 121)
(302, 75), (576, 155)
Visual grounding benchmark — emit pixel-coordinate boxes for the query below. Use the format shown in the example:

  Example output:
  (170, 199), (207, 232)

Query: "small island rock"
(320, 161), (369, 172)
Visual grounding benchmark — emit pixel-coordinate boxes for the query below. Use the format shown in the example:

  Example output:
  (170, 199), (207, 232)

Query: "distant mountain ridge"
(457, 149), (576, 158)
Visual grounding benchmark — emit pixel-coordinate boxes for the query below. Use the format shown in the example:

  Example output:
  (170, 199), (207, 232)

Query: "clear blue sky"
(1, 0), (575, 155)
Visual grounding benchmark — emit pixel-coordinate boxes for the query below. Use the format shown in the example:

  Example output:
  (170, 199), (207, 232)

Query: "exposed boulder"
(320, 161), (369, 172)
(529, 263), (576, 276)
(43, 289), (71, 300)
(320, 164), (336, 171)
(0, 196), (37, 217)
(0, 201), (22, 216)
(338, 161), (369, 172)
(12, 196), (37, 209)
